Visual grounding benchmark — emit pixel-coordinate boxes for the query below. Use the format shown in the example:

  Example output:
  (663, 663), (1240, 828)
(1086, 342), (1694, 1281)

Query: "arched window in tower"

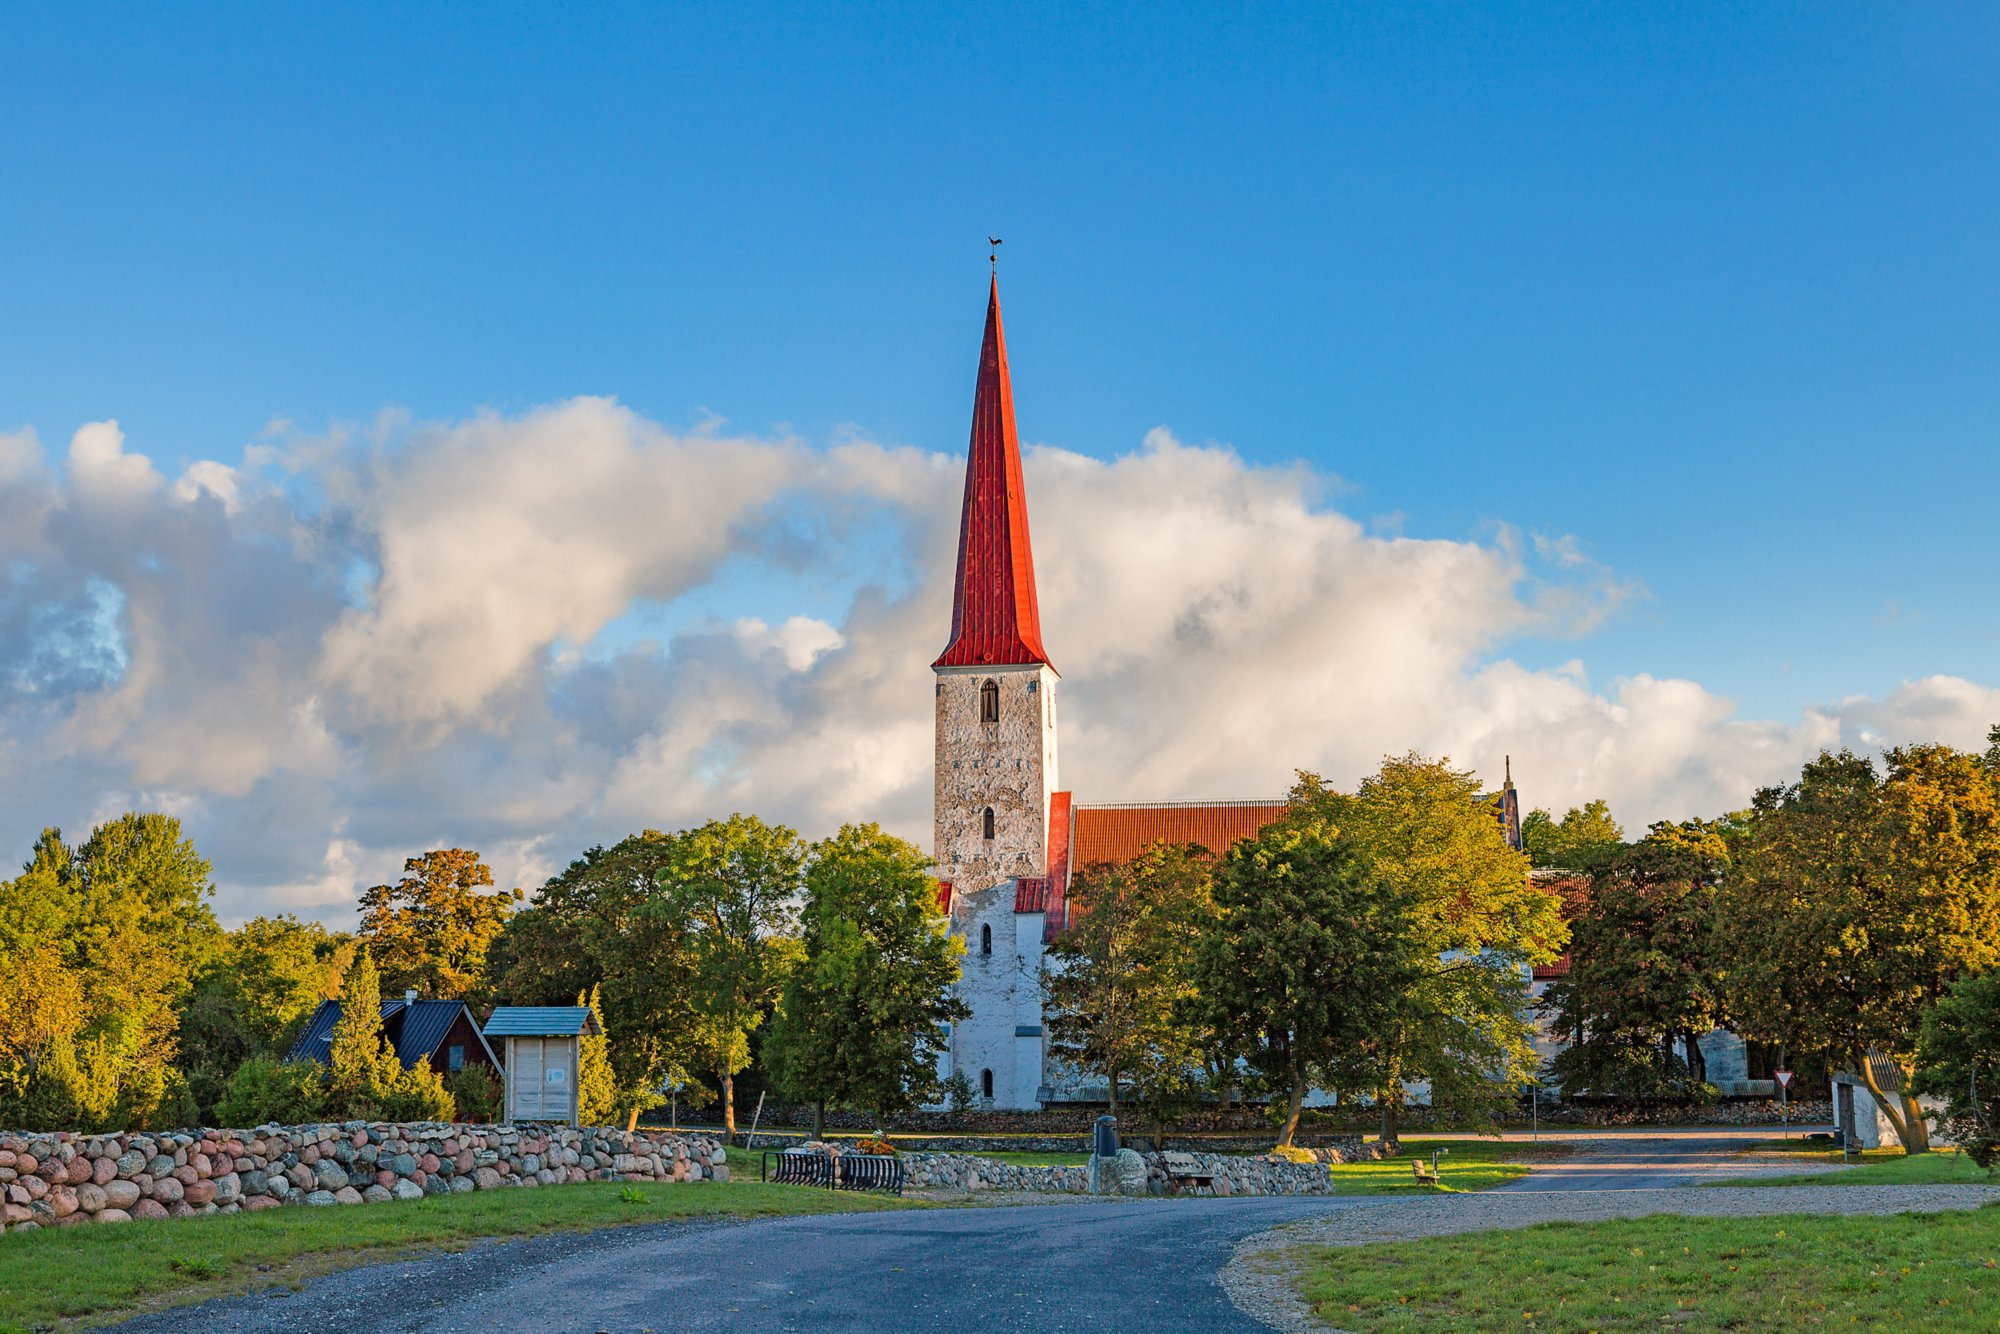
(982, 807), (995, 840)
(981, 1068), (994, 1100)
(980, 923), (992, 955)
(980, 678), (999, 723)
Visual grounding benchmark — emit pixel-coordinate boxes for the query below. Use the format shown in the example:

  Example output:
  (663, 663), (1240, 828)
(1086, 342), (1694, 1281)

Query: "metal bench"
(1161, 1151), (1214, 1193)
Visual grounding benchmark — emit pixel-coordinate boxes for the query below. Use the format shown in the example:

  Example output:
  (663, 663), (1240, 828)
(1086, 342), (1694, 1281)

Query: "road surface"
(104, 1125), (1876, 1334)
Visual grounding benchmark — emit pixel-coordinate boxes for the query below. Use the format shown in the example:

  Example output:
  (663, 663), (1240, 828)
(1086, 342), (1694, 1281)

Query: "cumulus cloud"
(0, 402), (1994, 925)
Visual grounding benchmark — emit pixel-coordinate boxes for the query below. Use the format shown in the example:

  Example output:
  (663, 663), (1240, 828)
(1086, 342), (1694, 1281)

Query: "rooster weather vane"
(988, 236), (1003, 267)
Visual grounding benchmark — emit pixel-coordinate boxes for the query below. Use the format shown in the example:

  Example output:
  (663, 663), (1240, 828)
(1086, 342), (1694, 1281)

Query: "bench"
(1161, 1151), (1214, 1193)
(1411, 1158), (1440, 1186)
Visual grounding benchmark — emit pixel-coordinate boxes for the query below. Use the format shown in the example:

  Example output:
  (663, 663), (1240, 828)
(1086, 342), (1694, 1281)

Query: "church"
(926, 276), (1522, 1109)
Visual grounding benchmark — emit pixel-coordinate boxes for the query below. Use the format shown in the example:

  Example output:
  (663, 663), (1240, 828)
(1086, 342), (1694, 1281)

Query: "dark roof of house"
(483, 1006), (600, 1037)
(287, 998), (492, 1069)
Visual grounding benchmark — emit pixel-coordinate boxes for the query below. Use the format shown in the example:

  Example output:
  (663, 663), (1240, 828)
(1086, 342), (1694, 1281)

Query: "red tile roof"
(933, 276), (1052, 671)
(1012, 877), (1052, 912)
(1069, 800), (1289, 870)
(935, 878), (953, 915)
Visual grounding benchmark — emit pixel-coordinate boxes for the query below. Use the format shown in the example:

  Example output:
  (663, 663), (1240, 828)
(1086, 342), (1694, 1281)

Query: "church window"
(980, 679), (999, 723)
(983, 807), (995, 839)
(981, 1068), (994, 1100)
(980, 923), (992, 955)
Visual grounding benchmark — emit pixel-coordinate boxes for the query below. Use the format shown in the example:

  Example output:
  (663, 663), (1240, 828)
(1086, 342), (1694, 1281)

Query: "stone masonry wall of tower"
(933, 663), (1058, 901)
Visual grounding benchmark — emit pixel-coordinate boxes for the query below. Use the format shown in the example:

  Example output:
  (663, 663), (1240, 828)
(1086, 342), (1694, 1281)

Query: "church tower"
(933, 276), (1059, 907)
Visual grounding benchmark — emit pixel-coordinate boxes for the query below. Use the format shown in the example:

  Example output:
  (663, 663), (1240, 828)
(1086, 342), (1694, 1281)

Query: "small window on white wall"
(980, 923), (992, 955)
(980, 678), (1000, 722)
(981, 1068), (994, 1099)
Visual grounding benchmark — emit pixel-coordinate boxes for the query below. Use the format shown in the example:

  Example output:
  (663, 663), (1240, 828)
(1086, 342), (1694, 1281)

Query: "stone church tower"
(933, 275), (1059, 905)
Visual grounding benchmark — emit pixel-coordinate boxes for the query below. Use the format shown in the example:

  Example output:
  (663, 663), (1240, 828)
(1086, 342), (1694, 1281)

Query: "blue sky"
(2, 4), (1998, 910)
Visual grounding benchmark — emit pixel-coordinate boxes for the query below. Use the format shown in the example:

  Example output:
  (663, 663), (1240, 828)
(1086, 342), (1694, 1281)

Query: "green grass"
(0, 1179), (920, 1332)
(1291, 1202), (2000, 1330)
(1318, 1138), (1565, 1195)
(1725, 1143), (1994, 1188)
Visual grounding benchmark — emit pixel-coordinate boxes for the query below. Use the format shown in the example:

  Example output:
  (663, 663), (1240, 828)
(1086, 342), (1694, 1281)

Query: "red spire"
(934, 276), (1054, 671)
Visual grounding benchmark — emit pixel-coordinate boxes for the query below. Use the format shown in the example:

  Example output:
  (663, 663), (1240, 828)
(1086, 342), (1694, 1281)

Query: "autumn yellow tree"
(359, 849), (518, 1000)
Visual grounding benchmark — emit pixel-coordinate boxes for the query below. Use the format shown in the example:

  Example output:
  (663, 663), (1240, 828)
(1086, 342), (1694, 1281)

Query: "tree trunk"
(1106, 1063), (1119, 1112)
(812, 1099), (825, 1141)
(1685, 1033), (1707, 1084)
(1379, 1095), (1400, 1144)
(720, 1067), (736, 1136)
(1277, 1073), (1306, 1148)
(1854, 1049), (1930, 1154)
(624, 1107), (639, 1133)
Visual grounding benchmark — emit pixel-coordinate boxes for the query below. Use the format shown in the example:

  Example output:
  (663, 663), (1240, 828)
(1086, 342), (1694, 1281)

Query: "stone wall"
(888, 1138), (1395, 1197)
(0, 1121), (727, 1236)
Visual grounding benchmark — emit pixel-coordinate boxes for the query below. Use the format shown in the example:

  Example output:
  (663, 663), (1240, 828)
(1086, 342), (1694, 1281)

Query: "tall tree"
(327, 948), (403, 1117)
(1545, 820), (1731, 1099)
(0, 814), (220, 1129)
(177, 916), (351, 1119)
(1717, 746), (2000, 1152)
(492, 833), (707, 1118)
(1913, 971), (2000, 1170)
(1295, 758), (1564, 1136)
(765, 825), (966, 1136)
(1522, 799), (1626, 871)
(576, 985), (616, 1127)
(358, 848), (518, 1000)
(1198, 818), (1417, 1146)
(1042, 842), (1216, 1132)
(657, 815), (804, 1134)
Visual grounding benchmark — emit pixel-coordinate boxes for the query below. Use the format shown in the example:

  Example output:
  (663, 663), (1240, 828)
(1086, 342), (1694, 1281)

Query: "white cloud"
(2, 401), (1996, 925)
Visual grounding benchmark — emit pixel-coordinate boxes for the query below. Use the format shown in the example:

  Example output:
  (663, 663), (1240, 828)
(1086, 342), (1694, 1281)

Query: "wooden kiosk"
(483, 1006), (601, 1125)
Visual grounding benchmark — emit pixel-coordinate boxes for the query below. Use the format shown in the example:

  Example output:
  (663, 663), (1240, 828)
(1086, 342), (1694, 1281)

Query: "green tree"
(765, 824), (966, 1137)
(658, 815), (804, 1134)
(177, 915), (350, 1119)
(1521, 799), (1626, 871)
(358, 848), (518, 1000)
(1042, 843), (1215, 1135)
(576, 985), (616, 1126)
(1717, 746), (2000, 1153)
(0, 814), (220, 1129)
(1546, 820), (1731, 1099)
(1913, 971), (2000, 1169)
(1198, 818), (1418, 1146)
(327, 948), (403, 1117)
(1295, 757), (1564, 1137)
(493, 833), (705, 1117)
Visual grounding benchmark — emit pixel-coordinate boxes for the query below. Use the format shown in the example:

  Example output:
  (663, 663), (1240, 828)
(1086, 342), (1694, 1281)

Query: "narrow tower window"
(981, 1068), (994, 1100)
(980, 923), (993, 955)
(980, 678), (1000, 723)
(983, 807), (995, 840)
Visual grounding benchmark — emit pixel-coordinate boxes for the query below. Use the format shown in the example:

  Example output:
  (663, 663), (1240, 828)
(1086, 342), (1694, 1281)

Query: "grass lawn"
(1319, 1138), (1568, 1196)
(0, 1179), (920, 1333)
(1292, 1202), (2000, 1330)
(1726, 1142), (1994, 1188)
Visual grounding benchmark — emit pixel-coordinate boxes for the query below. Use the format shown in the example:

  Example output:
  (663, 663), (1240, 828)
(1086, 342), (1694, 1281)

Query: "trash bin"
(1093, 1114), (1119, 1160)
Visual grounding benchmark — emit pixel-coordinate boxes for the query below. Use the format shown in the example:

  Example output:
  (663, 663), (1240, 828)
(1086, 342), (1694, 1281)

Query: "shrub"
(215, 1057), (330, 1127)
(447, 1064), (504, 1122)
(377, 1060), (455, 1122)
(1268, 1143), (1316, 1164)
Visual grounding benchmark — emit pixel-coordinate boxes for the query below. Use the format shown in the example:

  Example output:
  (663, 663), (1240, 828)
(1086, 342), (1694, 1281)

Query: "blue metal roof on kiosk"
(482, 1006), (600, 1037)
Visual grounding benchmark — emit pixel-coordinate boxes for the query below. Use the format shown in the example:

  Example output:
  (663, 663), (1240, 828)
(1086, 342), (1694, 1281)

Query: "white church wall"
(950, 883), (1043, 1109)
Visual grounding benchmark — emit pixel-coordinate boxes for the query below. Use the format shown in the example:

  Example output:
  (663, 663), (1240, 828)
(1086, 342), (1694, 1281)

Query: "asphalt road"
(104, 1128), (1848, 1334)
(106, 1197), (1372, 1334)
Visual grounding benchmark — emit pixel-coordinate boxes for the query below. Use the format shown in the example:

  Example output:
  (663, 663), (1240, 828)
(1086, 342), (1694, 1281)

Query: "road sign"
(1775, 1070), (1793, 1088)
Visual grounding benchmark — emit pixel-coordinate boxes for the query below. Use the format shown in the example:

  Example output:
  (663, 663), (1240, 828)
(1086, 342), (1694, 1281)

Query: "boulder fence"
(1, 1121), (727, 1236)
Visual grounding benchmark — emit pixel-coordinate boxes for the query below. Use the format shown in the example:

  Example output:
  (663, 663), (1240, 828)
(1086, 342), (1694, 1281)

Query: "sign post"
(1775, 1070), (1793, 1139)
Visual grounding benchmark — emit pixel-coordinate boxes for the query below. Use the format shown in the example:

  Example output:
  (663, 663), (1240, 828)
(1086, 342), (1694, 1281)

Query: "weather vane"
(988, 235), (1003, 268)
